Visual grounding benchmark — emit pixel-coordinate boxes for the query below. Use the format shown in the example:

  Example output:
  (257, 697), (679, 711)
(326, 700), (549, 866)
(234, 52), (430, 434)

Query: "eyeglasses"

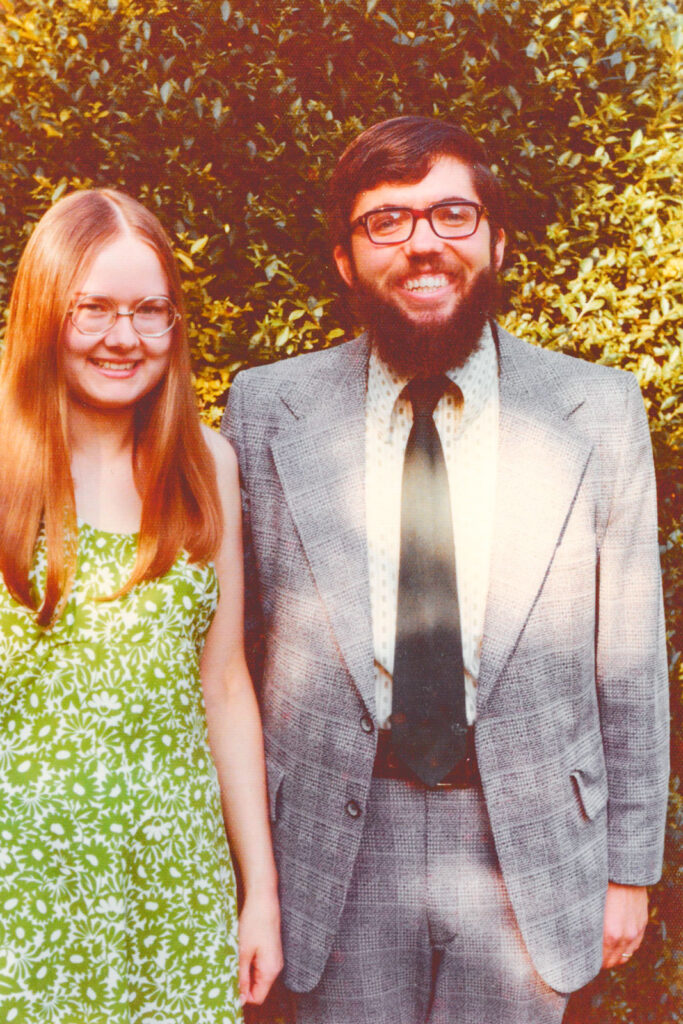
(350, 200), (488, 245)
(68, 295), (180, 338)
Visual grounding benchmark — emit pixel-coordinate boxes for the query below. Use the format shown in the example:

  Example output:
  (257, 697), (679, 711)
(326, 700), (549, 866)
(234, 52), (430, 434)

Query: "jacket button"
(345, 800), (361, 819)
(360, 713), (374, 734)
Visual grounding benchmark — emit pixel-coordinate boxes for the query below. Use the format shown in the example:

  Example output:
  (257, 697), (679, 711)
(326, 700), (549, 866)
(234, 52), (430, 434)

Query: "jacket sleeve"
(220, 373), (266, 688)
(595, 373), (669, 884)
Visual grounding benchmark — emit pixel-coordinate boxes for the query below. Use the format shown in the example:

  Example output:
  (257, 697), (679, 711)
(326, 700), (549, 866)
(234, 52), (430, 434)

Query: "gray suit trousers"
(294, 777), (569, 1024)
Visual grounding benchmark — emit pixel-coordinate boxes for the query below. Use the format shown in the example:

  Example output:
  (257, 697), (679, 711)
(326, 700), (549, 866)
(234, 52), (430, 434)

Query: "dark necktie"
(391, 376), (468, 787)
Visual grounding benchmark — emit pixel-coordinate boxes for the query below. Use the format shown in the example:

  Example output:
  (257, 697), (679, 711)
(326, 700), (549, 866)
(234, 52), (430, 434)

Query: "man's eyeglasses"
(68, 295), (180, 338)
(350, 200), (488, 246)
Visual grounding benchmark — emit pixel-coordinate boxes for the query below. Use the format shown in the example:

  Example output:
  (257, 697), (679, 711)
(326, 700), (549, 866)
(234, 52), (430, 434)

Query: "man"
(223, 116), (669, 1023)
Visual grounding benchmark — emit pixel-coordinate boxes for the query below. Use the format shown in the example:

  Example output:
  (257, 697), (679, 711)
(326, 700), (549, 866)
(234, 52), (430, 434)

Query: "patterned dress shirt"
(365, 323), (499, 728)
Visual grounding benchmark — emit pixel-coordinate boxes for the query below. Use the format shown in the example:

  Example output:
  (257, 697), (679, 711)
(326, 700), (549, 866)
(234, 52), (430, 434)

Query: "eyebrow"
(71, 292), (172, 299)
(364, 196), (476, 211)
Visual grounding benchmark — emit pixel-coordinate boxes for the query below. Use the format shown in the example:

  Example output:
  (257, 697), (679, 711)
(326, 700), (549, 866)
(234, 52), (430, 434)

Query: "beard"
(350, 262), (499, 378)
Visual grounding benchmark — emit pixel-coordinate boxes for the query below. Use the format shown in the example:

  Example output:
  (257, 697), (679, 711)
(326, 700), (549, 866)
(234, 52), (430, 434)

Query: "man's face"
(334, 156), (505, 376)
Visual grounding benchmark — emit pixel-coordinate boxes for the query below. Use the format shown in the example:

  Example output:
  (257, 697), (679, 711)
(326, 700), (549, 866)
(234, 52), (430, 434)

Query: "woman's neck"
(67, 400), (136, 458)
(67, 401), (143, 533)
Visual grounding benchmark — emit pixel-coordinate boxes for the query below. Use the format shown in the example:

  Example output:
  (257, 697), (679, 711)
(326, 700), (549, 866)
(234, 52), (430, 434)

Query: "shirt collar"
(367, 321), (498, 438)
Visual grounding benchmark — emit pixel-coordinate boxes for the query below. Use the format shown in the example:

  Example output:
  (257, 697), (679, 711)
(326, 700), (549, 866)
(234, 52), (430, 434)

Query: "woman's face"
(62, 234), (175, 414)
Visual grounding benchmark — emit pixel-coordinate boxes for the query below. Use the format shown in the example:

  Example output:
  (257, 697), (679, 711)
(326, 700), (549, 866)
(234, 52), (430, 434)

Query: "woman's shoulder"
(201, 424), (238, 479)
(200, 425), (240, 529)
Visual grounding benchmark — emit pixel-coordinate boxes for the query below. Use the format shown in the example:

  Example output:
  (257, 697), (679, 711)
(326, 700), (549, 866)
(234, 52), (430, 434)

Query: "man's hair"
(327, 115), (506, 250)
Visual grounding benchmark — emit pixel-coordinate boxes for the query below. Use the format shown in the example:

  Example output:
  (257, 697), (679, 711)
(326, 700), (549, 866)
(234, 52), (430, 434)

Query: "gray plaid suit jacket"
(222, 326), (669, 995)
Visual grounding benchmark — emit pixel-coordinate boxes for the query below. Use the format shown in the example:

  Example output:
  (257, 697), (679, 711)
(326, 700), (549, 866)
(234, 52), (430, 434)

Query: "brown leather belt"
(373, 728), (480, 789)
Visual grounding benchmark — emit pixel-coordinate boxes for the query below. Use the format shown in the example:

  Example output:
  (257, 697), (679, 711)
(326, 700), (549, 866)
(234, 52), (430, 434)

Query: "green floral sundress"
(0, 524), (242, 1023)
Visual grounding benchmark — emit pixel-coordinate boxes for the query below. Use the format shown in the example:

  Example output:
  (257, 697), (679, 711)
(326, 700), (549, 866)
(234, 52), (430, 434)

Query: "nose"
(103, 311), (139, 348)
(404, 213), (446, 256)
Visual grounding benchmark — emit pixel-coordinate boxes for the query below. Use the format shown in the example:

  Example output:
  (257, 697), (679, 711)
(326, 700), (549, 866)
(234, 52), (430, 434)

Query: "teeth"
(92, 359), (137, 370)
(404, 275), (448, 292)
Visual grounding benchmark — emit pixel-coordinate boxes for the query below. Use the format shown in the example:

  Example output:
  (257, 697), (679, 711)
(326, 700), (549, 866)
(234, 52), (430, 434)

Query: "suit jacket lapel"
(270, 337), (377, 714)
(478, 329), (593, 708)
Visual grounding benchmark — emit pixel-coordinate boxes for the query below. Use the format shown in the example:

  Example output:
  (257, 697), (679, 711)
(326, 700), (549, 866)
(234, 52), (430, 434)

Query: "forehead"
(351, 156), (479, 220)
(76, 234), (168, 291)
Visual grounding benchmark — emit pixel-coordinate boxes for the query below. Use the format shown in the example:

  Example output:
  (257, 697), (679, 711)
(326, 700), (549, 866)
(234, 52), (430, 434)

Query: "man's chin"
(373, 321), (482, 378)
(351, 267), (498, 378)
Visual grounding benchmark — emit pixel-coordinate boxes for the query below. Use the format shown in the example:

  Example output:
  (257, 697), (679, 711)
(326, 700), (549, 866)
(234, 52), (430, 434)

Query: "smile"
(403, 274), (450, 293)
(89, 358), (139, 371)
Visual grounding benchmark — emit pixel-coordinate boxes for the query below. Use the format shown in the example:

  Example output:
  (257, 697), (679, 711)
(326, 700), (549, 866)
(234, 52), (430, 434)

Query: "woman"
(0, 190), (282, 1022)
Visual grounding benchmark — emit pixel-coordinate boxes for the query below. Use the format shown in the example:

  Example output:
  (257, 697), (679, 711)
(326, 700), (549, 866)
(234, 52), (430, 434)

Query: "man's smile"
(392, 263), (466, 313)
(402, 273), (451, 293)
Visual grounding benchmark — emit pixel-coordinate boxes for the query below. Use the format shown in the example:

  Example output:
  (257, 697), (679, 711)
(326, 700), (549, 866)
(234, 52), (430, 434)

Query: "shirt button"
(360, 713), (374, 734)
(345, 800), (362, 819)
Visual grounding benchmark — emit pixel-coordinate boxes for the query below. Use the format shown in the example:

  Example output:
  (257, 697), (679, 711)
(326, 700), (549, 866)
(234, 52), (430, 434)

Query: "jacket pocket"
(266, 760), (285, 824)
(570, 763), (608, 821)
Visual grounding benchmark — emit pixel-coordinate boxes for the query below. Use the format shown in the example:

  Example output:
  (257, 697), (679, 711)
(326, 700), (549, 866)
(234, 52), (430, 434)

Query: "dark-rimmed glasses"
(350, 200), (488, 245)
(68, 295), (180, 338)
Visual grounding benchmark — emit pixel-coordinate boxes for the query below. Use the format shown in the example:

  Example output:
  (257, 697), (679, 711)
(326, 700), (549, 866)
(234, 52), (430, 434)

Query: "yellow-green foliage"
(0, 1), (681, 1019)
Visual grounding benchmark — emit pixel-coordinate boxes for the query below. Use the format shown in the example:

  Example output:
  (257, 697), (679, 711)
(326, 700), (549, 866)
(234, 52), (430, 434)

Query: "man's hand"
(601, 882), (648, 968)
(238, 890), (284, 1005)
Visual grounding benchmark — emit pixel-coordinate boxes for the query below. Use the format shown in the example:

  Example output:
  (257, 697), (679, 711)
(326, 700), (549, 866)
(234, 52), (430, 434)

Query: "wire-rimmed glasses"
(68, 295), (180, 338)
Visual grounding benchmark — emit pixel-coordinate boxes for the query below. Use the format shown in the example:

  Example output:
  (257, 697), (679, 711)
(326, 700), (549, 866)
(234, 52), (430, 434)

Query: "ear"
(333, 244), (355, 289)
(492, 228), (506, 271)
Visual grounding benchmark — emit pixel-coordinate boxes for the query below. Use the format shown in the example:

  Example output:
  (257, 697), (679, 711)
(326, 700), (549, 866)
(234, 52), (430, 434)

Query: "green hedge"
(1, 1), (681, 1019)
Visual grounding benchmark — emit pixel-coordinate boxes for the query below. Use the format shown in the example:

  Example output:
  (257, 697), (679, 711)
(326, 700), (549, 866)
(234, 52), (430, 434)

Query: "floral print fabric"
(0, 524), (241, 1023)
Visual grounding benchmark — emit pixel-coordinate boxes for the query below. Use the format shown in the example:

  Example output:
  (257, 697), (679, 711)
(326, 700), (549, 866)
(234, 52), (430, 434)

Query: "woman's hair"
(0, 189), (223, 625)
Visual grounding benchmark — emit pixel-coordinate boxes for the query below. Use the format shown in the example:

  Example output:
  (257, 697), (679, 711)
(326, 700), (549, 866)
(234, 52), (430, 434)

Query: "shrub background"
(0, 1), (680, 1019)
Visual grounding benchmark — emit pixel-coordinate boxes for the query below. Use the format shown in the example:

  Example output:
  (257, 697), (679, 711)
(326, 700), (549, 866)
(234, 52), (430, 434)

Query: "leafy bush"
(0, 1), (680, 1019)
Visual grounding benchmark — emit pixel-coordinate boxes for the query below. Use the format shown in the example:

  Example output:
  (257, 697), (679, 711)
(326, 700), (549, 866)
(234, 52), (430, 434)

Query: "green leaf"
(176, 251), (194, 270)
(220, 1), (231, 20)
(507, 85), (522, 110)
(160, 80), (172, 104)
(190, 235), (208, 254)
(378, 12), (399, 30)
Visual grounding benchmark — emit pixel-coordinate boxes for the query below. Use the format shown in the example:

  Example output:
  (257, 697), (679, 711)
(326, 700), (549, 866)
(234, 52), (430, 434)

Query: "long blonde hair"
(0, 189), (223, 625)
